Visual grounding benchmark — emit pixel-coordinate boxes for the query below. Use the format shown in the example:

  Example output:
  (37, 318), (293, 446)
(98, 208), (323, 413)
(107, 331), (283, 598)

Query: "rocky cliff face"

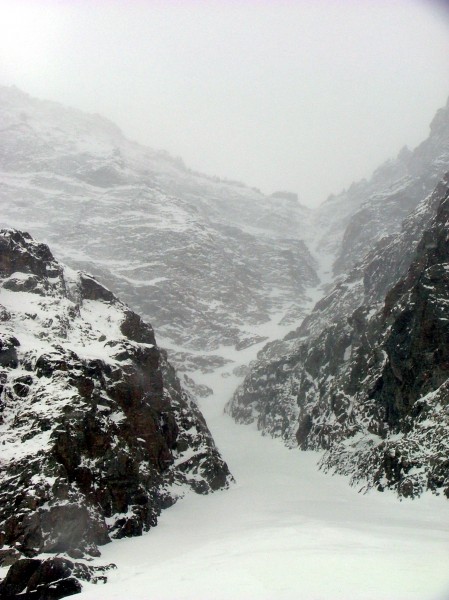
(229, 174), (449, 498)
(0, 229), (231, 574)
(0, 86), (318, 388)
(314, 97), (449, 277)
(2, 85), (449, 512)
(321, 180), (449, 497)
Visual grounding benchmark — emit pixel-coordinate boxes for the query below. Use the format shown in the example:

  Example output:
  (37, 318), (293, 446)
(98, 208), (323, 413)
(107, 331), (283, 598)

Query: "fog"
(1, 0), (449, 206)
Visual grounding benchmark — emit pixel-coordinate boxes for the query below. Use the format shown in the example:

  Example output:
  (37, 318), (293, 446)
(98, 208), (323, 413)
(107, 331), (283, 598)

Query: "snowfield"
(76, 334), (449, 600)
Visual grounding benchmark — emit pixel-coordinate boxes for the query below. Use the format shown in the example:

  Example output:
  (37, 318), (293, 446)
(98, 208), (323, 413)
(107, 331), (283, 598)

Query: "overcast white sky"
(0, 0), (449, 206)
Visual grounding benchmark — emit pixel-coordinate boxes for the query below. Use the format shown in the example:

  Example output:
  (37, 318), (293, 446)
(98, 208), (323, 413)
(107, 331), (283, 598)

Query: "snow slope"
(2, 86), (449, 600)
(75, 337), (449, 600)
(0, 85), (318, 386)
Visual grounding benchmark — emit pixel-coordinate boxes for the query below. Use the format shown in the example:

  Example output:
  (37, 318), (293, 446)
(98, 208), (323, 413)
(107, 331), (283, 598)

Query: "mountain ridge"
(1, 83), (449, 599)
(0, 84), (319, 393)
(229, 170), (449, 498)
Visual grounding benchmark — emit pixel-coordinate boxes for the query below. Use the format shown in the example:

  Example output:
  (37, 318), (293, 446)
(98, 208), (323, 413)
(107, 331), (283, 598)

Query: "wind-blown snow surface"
(0, 85), (318, 379)
(74, 331), (449, 600)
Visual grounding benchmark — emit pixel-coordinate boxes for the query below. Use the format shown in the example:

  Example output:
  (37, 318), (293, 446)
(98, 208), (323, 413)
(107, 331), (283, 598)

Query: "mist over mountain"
(0, 85), (319, 395)
(314, 97), (449, 276)
(1, 86), (449, 599)
(229, 97), (449, 499)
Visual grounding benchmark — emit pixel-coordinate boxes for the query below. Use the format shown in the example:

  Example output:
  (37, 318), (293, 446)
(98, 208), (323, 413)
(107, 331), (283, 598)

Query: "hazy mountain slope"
(314, 97), (449, 276)
(229, 173), (449, 497)
(0, 229), (231, 573)
(3, 85), (449, 505)
(0, 86), (318, 385)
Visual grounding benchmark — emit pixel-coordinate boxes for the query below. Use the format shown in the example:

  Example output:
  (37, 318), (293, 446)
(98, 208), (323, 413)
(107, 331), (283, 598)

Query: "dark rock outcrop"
(0, 229), (232, 593)
(229, 174), (449, 498)
(0, 556), (116, 599)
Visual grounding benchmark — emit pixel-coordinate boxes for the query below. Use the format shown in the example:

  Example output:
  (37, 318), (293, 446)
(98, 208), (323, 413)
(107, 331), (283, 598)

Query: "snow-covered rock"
(229, 171), (449, 498)
(314, 97), (449, 276)
(0, 86), (318, 385)
(0, 229), (232, 570)
(2, 84), (449, 512)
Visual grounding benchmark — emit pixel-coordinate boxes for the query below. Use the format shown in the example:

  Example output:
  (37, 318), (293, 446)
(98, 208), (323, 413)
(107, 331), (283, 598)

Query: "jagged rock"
(0, 558), (42, 598)
(232, 364), (250, 378)
(229, 173), (449, 498)
(235, 335), (268, 351)
(182, 374), (213, 398)
(78, 274), (115, 303)
(26, 557), (81, 598)
(0, 230), (56, 279)
(0, 304), (11, 321)
(0, 548), (22, 567)
(0, 230), (232, 578)
(314, 96), (449, 275)
(166, 352), (232, 375)
(0, 333), (20, 368)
